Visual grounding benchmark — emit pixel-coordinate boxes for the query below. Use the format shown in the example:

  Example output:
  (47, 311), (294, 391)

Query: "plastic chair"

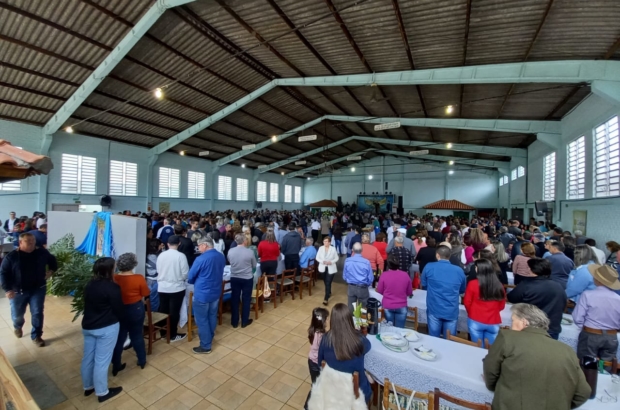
(434, 388), (492, 409)
(143, 298), (170, 355)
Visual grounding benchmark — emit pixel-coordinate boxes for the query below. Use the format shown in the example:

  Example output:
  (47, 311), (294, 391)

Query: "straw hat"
(587, 264), (620, 290)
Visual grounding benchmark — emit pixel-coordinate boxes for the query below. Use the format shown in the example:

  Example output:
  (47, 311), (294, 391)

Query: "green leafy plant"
(47, 234), (95, 321)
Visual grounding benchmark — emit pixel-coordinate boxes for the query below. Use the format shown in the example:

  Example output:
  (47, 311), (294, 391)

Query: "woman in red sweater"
(257, 231), (280, 275)
(463, 259), (505, 347)
(372, 232), (388, 271)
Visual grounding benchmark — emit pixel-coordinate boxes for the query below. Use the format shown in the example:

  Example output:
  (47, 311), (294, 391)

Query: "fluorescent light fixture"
(242, 144), (256, 150)
(241, 164), (246, 168)
(368, 175), (373, 180)
(409, 150), (429, 156)
(446, 105), (454, 114)
(271, 135), (277, 142)
(65, 126), (74, 133)
(298, 135), (317, 142)
(258, 164), (267, 169)
(295, 160), (307, 165)
(347, 156), (362, 161)
(154, 88), (163, 99)
(446, 143), (453, 149)
(374, 121), (401, 131)
(180, 151), (185, 156)
(199, 151), (210, 157)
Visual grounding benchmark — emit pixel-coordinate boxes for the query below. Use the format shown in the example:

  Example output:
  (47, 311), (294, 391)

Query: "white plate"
(382, 341), (409, 353)
(411, 346), (438, 361)
(381, 332), (408, 347)
(398, 329), (420, 342)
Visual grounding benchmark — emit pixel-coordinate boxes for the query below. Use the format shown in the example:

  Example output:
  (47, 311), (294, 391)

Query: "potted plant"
(47, 234), (95, 321)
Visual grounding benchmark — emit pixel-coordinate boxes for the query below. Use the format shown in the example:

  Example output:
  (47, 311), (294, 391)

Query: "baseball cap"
(167, 235), (181, 245)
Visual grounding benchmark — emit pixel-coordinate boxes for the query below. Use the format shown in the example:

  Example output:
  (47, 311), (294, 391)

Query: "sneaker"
(241, 319), (253, 329)
(171, 334), (187, 343)
(98, 386), (122, 403)
(32, 337), (45, 347)
(14, 328), (22, 338)
(193, 346), (212, 354)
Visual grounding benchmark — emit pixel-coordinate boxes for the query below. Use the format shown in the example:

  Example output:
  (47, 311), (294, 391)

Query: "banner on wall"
(357, 194), (395, 213)
(573, 210), (587, 235)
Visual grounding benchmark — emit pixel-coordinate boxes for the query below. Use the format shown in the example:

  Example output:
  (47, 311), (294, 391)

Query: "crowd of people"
(1, 207), (620, 407)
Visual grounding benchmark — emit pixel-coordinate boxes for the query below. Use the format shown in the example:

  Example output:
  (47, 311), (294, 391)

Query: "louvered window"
(517, 166), (525, 178)
(511, 169), (517, 181)
(256, 181), (267, 201)
(159, 167), (180, 198)
(188, 171), (205, 199)
(567, 136), (586, 199)
(543, 152), (556, 201)
(109, 160), (137, 196)
(503, 176), (509, 185)
(236, 178), (248, 201)
(499, 177), (504, 187)
(218, 175), (232, 200)
(284, 185), (292, 203)
(61, 154), (97, 194)
(294, 186), (301, 203)
(270, 183), (278, 202)
(594, 116), (620, 198)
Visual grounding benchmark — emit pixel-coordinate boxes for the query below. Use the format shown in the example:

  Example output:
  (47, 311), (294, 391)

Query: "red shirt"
(258, 240), (280, 262)
(463, 279), (506, 325)
(372, 241), (388, 261)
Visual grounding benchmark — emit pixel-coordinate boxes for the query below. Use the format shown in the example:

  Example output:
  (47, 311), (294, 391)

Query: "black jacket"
(0, 248), (57, 292)
(81, 279), (124, 330)
(415, 247), (437, 274)
(177, 236), (196, 267)
(281, 231), (302, 255)
(507, 276), (567, 335)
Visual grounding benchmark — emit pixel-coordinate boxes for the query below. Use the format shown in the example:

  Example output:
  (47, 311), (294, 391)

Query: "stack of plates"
(380, 332), (409, 353)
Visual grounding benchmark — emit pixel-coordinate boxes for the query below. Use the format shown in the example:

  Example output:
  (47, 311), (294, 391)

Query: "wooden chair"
(308, 258), (317, 286)
(383, 378), (434, 410)
(187, 291), (196, 342)
(564, 300), (576, 313)
(264, 272), (278, 309)
(295, 266), (313, 299)
(446, 329), (482, 348)
(321, 360), (360, 399)
(602, 358), (619, 374)
(406, 306), (419, 331)
(218, 280), (231, 325)
(143, 298), (170, 355)
(279, 268), (297, 303)
(251, 275), (266, 319)
(434, 388), (492, 409)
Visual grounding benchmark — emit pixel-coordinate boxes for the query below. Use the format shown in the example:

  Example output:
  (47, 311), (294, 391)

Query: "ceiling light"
(449, 170), (454, 175)
(351, 167), (356, 172)
(154, 88), (164, 100)
(446, 105), (454, 114)
(199, 151), (209, 156)
(446, 143), (453, 149)
(299, 135), (317, 142)
(241, 164), (245, 168)
(65, 126), (74, 133)
(449, 160), (454, 165)
(281, 172), (285, 175)
(242, 144), (256, 150)
(258, 164), (267, 169)
(307, 177), (311, 180)
(271, 135), (277, 143)
(369, 175), (373, 180)
(180, 150), (185, 156)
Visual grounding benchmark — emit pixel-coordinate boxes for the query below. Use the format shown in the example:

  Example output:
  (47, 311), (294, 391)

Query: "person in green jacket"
(483, 303), (591, 410)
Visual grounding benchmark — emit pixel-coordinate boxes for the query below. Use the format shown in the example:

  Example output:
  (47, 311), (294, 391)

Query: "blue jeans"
(112, 301), (147, 369)
(81, 323), (119, 396)
(334, 239), (342, 254)
(193, 299), (219, 350)
(230, 277), (253, 327)
(146, 279), (159, 312)
(427, 314), (457, 338)
(10, 285), (46, 340)
(384, 306), (408, 328)
(467, 318), (500, 347)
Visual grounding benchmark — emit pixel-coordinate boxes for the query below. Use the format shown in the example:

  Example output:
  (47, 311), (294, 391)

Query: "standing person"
(174, 225), (196, 268)
(605, 241), (620, 265)
(155, 236), (189, 342)
(512, 242), (537, 285)
(565, 245), (597, 304)
(421, 245), (466, 338)
(343, 243), (374, 312)
(257, 230), (280, 275)
(188, 237), (226, 354)
(31, 224), (47, 248)
(507, 258), (566, 340)
(111, 253), (149, 375)
(156, 218), (174, 248)
(320, 216), (331, 243)
(463, 259), (506, 346)
(376, 254), (413, 328)
(145, 239), (162, 312)
(585, 239), (606, 265)
(0, 232), (57, 346)
(80, 257), (124, 402)
(3, 211), (17, 232)
(281, 223), (302, 273)
(388, 236), (413, 276)
(304, 307), (329, 410)
(316, 303), (372, 404)
(415, 237), (437, 275)
(360, 234), (383, 287)
(332, 224), (343, 256)
(227, 234), (257, 328)
(546, 241), (574, 288)
(316, 237), (339, 306)
(572, 264), (620, 361)
(372, 232), (388, 271)
(310, 218), (321, 245)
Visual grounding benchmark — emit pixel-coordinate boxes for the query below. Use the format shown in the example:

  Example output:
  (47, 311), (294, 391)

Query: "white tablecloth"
(365, 334), (618, 409)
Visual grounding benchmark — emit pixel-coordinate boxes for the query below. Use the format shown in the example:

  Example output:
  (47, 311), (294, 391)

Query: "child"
(305, 307), (329, 410)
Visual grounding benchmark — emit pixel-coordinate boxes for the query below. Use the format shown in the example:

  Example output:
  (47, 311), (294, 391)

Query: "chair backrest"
(282, 268), (297, 278)
(446, 329), (482, 348)
(144, 297), (153, 324)
(603, 358), (619, 374)
(407, 306), (419, 331)
(255, 275), (266, 294)
(308, 258), (316, 267)
(321, 360), (360, 399)
(434, 388), (491, 409)
(383, 378), (434, 410)
(220, 280), (230, 297)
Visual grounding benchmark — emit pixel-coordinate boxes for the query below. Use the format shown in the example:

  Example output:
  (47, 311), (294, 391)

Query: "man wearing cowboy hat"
(572, 264), (620, 361)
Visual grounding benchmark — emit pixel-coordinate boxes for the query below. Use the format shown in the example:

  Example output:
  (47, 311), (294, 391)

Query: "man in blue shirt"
(343, 243), (374, 312)
(31, 224), (47, 248)
(421, 245), (466, 338)
(546, 241), (574, 289)
(188, 237), (226, 354)
(299, 238), (317, 269)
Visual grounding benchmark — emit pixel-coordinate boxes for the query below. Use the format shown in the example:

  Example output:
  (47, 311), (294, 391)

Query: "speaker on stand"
(397, 195), (404, 215)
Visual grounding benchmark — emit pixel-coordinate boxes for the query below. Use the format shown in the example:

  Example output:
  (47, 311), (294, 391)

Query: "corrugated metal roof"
(1, 0), (618, 175)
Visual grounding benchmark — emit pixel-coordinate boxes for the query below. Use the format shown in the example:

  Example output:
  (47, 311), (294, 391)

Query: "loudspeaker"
(337, 196), (343, 212)
(397, 196), (403, 214)
(385, 182), (388, 190)
(100, 195), (111, 207)
(398, 196), (403, 208)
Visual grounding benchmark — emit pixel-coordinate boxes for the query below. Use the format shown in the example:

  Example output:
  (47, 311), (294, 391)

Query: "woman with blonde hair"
(512, 242), (537, 285)
(413, 231), (427, 254)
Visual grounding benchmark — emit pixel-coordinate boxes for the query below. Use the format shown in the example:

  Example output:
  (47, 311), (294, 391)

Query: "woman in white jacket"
(316, 236), (340, 306)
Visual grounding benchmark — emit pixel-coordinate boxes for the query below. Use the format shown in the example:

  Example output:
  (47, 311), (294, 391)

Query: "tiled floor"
(0, 280), (351, 410)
